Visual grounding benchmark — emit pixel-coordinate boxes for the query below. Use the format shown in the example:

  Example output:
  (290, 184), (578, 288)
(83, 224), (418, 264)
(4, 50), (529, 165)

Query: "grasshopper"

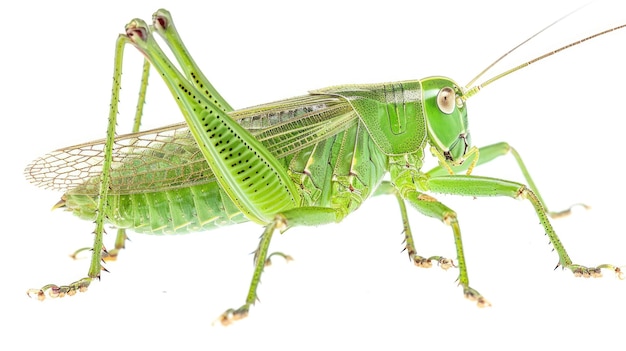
(24, 9), (624, 325)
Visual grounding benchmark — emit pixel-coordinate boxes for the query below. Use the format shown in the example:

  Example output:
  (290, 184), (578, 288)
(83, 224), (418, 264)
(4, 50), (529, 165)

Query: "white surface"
(3, 0), (626, 350)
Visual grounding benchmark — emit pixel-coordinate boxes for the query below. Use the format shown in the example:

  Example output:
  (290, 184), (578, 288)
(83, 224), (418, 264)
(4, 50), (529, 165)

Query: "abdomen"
(64, 181), (248, 235)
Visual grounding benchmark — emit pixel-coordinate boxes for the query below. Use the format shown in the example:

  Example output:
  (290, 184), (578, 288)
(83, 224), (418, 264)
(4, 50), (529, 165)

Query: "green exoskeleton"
(24, 9), (625, 325)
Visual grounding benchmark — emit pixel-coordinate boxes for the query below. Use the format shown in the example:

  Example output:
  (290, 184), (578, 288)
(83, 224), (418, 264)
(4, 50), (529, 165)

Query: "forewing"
(234, 94), (357, 158)
(25, 94), (357, 195)
(25, 123), (212, 195)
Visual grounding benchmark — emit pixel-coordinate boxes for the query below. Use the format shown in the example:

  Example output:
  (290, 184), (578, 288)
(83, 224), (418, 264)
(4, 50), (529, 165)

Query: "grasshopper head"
(422, 77), (470, 164)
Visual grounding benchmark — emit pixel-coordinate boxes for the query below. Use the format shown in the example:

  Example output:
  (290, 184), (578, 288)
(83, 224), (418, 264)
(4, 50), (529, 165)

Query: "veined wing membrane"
(25, 94), (356, 195)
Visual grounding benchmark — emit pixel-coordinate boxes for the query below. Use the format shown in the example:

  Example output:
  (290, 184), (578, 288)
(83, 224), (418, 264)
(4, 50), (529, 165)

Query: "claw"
(476, 296), (492, 308)
(594, 264), (625, 280)
(265, 252), (293, 267)
(464, 287), (491, 308)
(214, 306), (250, 326)
(433, 257), (455, 270)
(26, 289), (46, 301)
(616, 267), (624, 280)
(70, 247), (92, 260)
(548, 203), (591, 219)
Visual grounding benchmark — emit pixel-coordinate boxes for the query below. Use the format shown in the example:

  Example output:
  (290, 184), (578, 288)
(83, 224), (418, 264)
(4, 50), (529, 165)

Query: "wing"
(25, 94), (357, 195)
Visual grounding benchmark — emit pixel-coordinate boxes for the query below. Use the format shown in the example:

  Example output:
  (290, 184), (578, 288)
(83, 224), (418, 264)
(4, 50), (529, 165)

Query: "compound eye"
(437, 87), (456, 114)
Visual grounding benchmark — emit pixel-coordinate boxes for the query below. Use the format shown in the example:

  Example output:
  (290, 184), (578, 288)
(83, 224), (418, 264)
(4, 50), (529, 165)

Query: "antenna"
(464, 3), (592, 89)
(463, 23), (626, 100)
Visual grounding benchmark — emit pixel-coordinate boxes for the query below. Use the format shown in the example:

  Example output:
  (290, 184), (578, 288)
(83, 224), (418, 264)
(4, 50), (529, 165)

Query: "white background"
(3, 0), (626, 350)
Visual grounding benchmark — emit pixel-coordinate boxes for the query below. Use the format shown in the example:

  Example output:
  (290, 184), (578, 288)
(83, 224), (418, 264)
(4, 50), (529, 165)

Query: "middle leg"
(394, 184), (491, 307)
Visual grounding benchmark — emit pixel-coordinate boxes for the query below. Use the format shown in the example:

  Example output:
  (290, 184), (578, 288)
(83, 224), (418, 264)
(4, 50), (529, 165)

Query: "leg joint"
(443, 212), (458, 226)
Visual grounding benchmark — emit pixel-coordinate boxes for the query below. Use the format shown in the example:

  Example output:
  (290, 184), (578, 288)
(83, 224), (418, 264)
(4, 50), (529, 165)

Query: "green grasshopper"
(24, 9), (625, 325)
